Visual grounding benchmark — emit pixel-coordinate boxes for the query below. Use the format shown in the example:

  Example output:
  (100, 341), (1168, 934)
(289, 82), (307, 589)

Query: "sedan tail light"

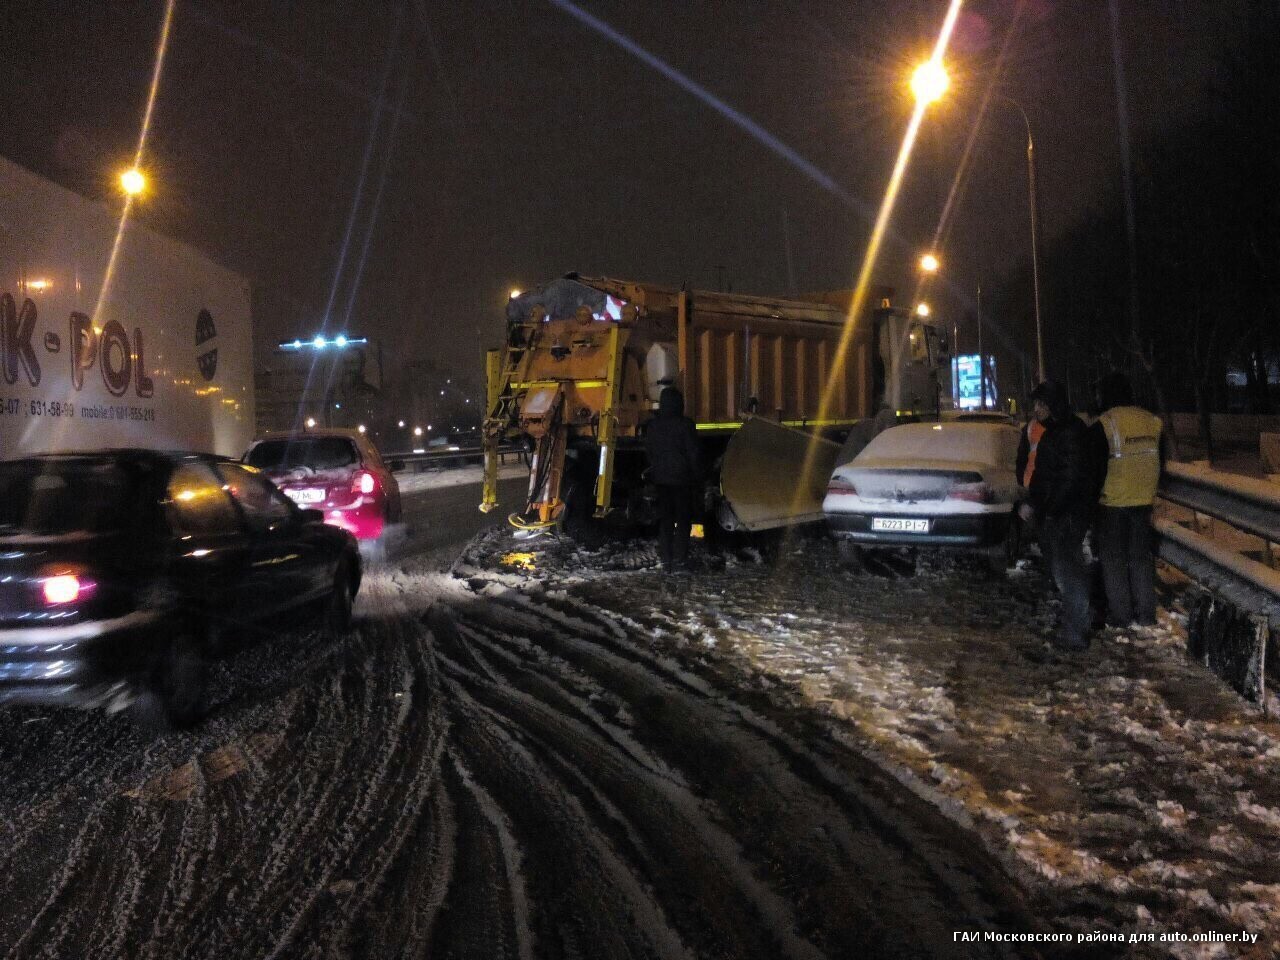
(353, 470), (379, 495)
(826, 476), (859, 496)
(946, 481), (993, 504)
(38, 568), (95, 606)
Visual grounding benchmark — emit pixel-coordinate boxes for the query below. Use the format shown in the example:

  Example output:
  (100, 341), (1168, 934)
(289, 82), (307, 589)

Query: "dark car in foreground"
(0, 450), (360, 726)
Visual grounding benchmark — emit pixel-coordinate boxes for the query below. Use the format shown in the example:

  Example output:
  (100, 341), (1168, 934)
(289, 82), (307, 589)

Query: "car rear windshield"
(246, 437), (359, 471)
(858, 423), (1019, 466)
(0, 460), (130, 535)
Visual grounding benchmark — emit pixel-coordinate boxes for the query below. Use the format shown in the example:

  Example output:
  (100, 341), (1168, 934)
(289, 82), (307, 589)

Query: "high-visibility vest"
(1098, 406), (1162, 507)
(1022, 419), (1045, 487)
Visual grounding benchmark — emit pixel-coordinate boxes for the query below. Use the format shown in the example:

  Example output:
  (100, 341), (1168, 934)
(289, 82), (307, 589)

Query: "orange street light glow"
(910, 60), (950, 105)
(120, 169), (147, 196)
(919, 253), (940, 273)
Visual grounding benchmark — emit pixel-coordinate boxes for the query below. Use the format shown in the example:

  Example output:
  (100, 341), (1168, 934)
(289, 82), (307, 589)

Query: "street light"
(305, 417), (317, 429)
(916, 303), (931, 317)
(908, 61), (1046, 385)
(120, 168), (147, 196)
(910, 60), (949, 106)
(398, 420), (406, 428)
(413, 426), (423, 437)
(919, 253), (940, 273)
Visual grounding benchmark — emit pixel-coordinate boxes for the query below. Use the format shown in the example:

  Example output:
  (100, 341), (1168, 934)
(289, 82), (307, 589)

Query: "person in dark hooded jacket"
(644, 387), (701, 570)
(1020, 379), (1101, 650)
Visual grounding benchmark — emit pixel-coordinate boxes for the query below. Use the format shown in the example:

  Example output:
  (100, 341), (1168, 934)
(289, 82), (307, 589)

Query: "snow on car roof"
(855, 421), (1019, 467)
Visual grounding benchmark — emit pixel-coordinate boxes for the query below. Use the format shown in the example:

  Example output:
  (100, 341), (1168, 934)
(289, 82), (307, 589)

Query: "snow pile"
(457, 527), (1280, 956)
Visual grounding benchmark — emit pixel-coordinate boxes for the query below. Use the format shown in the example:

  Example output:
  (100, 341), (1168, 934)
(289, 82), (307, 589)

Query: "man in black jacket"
(644, 387), (702, 570)
(1020, 380), (1100, 650)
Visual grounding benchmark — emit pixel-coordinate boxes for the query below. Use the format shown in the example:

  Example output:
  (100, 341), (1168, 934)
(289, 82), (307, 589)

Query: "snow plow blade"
(719, 416), (841, 532)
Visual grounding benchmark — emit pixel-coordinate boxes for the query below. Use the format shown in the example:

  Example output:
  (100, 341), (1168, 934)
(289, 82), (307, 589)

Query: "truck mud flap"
(718, 416), (840, 532)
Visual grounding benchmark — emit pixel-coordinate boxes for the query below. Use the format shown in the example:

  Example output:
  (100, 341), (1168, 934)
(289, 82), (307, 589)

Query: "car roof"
(6, 449), (231, 466)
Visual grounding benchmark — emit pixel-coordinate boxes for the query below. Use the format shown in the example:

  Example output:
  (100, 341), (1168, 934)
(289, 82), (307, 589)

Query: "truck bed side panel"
(0, 158), (254, 458)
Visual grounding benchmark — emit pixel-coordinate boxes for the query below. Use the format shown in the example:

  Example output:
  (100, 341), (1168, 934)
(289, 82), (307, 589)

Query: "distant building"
(254, 341), (382, 435)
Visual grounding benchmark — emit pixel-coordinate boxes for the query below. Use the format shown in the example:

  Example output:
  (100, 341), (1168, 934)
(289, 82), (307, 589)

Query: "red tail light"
(946, 481), (993, 503)
(353, 470), (378, 495)
(42, 574), (84, 605)
(826, 477), (858, 496)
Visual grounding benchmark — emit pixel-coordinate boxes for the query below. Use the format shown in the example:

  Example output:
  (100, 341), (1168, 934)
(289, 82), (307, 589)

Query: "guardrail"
(386, 445), (526, 473)
(1154, 462), (1280, 629)
(1149, 463), (1280, 704)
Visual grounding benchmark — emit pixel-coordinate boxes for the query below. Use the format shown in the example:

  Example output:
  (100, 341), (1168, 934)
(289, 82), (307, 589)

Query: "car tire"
(363, 536), (388, 565)
(325, 556), (356, 636)
(133, 621), (208, 731)
(985, 515), (1021, 578)
(836, 539), (865, 572)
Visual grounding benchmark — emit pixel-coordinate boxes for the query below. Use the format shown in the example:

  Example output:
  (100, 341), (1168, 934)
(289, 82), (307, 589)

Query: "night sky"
(0, 0), (1248, 386)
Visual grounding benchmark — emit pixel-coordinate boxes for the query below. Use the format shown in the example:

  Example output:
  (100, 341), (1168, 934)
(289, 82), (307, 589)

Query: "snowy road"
(1, 479), (1064, 959)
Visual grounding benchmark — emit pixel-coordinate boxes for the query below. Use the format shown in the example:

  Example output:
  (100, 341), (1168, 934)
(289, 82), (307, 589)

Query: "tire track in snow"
(451, 750), (536, 960)
(1, 519), (1043, 960)
(437, 581), (1038, 958)
(433, 606), (828, 960)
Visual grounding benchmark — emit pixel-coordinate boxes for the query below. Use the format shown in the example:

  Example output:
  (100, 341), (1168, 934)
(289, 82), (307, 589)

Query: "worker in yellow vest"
(1089, 372), (1165, 627)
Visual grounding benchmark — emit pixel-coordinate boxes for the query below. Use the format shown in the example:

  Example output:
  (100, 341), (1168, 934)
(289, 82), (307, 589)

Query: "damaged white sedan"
(823, 421), (1025, 573)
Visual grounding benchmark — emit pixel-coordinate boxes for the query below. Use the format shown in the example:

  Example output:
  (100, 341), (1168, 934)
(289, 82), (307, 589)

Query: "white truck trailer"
(0, 157), (253, 458)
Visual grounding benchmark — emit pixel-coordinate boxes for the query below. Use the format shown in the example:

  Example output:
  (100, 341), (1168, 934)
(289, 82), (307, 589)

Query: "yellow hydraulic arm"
(593, 324), (625, 517)
(480, 348), (502, 513)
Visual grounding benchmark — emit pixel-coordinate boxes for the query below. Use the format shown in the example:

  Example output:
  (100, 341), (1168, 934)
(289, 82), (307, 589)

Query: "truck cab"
(872, 304), (947, 418)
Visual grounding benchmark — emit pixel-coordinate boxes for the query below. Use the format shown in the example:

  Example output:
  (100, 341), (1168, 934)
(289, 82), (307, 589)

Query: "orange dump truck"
(481, 274), (947, 534)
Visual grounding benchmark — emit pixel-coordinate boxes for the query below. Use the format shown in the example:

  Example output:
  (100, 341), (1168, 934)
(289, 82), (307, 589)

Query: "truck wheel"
(325, 556), (356, 636)
(560, 475), (605, 548)
(133, 622), (208, 731)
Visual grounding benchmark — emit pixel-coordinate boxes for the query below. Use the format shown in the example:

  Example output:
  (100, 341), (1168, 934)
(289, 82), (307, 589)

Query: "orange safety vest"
(1098, 406), (1163, 507)
(1022, 419), (1045, 487)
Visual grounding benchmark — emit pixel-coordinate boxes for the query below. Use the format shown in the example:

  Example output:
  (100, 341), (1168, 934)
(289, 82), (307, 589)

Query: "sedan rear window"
(0, 460), (130, 535)
(246, 437), (359, 471)
(858, 423), (1019, 467)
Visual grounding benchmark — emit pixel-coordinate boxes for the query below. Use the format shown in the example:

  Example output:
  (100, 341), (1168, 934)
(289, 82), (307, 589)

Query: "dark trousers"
(1040, 512), (1093, 649)
(656, 484), (694, 567)
(1097, 505), (1156, 626)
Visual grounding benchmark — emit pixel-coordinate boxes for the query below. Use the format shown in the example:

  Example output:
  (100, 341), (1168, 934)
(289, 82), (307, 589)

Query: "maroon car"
(244, 430), (403, 558)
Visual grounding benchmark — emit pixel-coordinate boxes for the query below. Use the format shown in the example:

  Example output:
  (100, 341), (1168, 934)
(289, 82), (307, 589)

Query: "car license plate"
(286, 488), (324, 505)
(871, 517), (930, 533)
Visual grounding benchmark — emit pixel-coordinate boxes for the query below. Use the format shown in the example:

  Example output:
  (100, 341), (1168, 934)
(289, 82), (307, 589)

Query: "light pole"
(977, 280), (986, 410)
(998, 95), (1045, 384)
(910, 59), (1046, 386)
